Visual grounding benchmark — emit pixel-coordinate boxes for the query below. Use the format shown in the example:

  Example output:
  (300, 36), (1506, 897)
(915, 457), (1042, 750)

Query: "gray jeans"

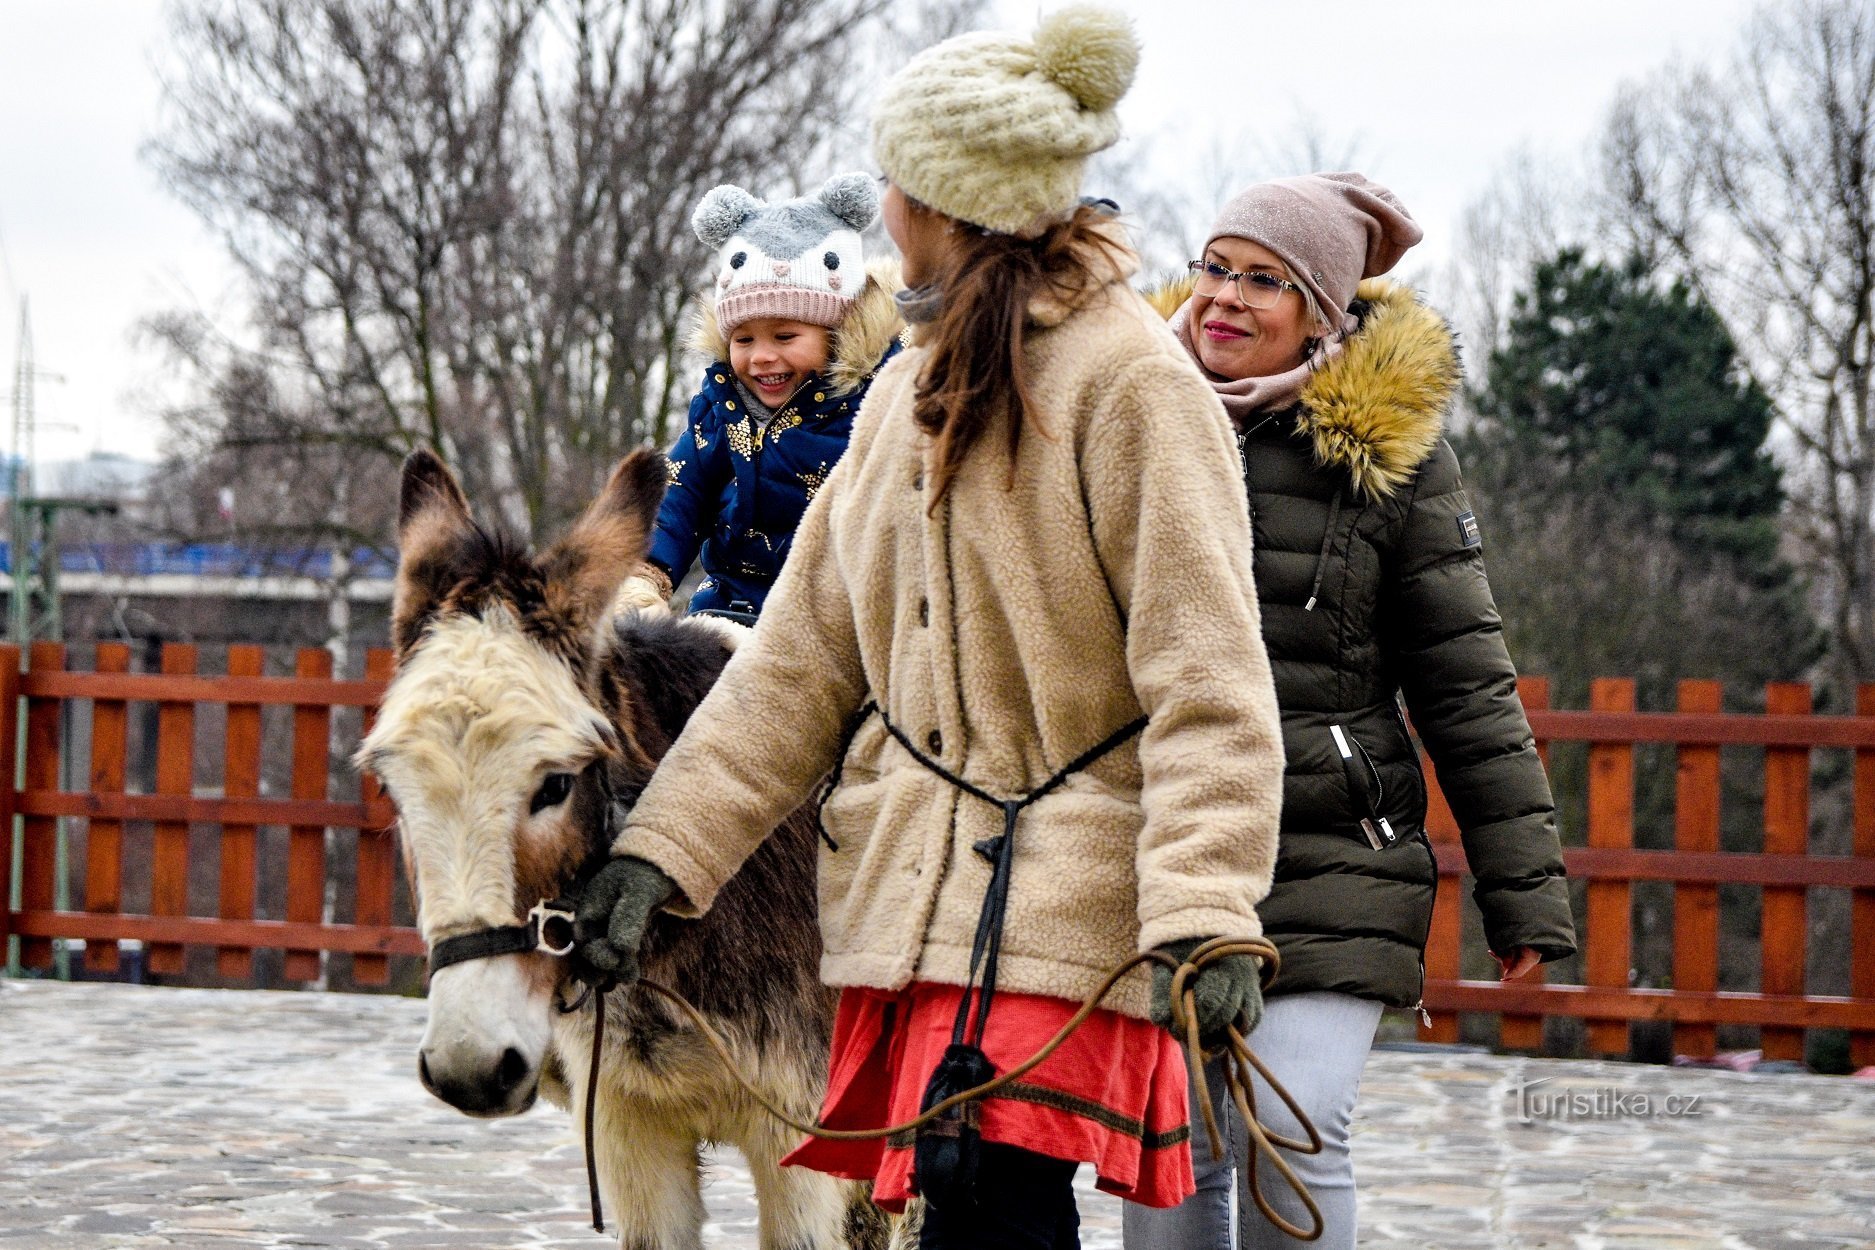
(1122, 991), (1383, 1250)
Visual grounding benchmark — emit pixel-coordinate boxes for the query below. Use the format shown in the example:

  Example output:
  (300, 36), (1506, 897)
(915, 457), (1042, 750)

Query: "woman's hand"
(574, 857), (677, 983)
(1148, 938), (1265, 1045)
(1494, 946), (1541, 981)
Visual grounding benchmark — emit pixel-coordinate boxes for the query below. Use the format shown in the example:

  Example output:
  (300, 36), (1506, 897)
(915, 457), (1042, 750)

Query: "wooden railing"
(1420, 676), (1875, 1067)
(0, 642), (419, 987)
(4, 648), (1874, 1063)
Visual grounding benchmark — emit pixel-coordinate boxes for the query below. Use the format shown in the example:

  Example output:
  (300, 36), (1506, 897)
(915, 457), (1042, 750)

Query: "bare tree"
(1091, 108), (1370, 288)
(145, 0), (976, 557)
(1438, 148), (1584, 380)
(1600, 0), (1875, 688)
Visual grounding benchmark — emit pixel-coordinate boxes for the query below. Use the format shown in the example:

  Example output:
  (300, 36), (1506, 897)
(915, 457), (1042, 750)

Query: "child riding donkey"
(618, 174), (902, 623)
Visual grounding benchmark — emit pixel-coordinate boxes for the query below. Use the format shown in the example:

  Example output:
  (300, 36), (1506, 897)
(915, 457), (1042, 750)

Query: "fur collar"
(1148, 275), (1459, 500)
(688, 258), (905, 398)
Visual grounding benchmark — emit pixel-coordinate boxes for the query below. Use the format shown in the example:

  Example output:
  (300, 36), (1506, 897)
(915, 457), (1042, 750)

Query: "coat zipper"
(1329, 723), (1395, 850)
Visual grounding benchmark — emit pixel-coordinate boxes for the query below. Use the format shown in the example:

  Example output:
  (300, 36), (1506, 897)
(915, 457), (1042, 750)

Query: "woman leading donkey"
(579, 7), (1288, 1248)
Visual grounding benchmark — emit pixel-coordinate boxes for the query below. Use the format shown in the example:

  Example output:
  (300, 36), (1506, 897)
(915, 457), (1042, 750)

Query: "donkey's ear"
(540, 449), (670, 633)
(392, 450), (475, 655)
(398, 449), (471, 538)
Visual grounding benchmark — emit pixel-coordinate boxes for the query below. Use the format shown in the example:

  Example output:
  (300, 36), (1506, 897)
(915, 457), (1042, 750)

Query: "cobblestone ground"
(1, 980), (1871, 1249)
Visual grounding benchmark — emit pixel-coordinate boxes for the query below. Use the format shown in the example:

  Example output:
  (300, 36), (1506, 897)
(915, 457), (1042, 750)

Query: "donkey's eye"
(529, 772), (575, 814)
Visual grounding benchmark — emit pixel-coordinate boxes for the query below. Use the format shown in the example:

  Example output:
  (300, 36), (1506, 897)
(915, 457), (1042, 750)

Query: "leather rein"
(423, 768), (1327, 1242)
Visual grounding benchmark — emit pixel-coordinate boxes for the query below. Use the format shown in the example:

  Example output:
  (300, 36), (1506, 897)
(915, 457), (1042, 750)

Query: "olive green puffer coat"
(1161, 277), (1578, 1007)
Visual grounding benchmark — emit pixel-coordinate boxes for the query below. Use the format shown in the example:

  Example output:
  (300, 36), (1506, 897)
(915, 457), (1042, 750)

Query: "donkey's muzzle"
(419, 1042), (538, 1117)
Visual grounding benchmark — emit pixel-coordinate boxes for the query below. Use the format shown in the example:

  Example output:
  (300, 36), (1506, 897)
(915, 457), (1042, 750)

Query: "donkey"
(357, 449), (890, 1250)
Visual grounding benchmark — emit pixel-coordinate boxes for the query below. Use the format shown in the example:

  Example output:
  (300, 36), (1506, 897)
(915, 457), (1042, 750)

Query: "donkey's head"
(358, 448), (666, 1117)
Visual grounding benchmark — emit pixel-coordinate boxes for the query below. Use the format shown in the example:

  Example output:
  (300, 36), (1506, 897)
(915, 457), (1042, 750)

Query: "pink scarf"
(1170, 295), (1348, 430)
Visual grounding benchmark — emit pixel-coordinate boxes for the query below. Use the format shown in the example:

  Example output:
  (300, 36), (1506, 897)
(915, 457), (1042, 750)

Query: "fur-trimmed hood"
(688, 257), (904, 397)
(1149, 275), (1459, 500)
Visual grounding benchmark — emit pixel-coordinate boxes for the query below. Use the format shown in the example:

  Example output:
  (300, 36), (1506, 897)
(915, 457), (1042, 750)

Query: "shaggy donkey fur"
(362, 450), (891, 1250)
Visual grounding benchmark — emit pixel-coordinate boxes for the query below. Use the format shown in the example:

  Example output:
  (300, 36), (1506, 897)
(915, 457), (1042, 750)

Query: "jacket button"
(913, 472), (924, 491)
(918, 598), (930, 627)
(927, 729), (943, 755)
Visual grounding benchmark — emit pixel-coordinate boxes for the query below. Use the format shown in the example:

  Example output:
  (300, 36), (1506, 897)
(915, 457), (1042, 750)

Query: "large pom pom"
(818, 171), (880, 231)
(692, 185), (762, 247)
(1032, 4), (1139, 112)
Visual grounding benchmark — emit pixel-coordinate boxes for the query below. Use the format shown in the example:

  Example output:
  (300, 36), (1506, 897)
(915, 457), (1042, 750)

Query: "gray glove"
(573, 856), (676, 983)
(1149, 938), (1265, 1045)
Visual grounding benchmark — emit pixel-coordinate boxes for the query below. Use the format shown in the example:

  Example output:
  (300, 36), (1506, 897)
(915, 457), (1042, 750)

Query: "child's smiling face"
(728, 318), (832, 408)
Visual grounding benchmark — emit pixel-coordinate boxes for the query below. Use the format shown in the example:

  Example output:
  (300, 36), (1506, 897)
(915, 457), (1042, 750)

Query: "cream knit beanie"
(871, 4), (1139, 237)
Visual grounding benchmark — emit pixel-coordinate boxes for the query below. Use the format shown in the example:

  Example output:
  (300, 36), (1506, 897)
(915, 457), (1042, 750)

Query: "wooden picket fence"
(0, 642), (419, 985)
(1421, 676), (1875, 1067)
(4, 645), (1874, 1064)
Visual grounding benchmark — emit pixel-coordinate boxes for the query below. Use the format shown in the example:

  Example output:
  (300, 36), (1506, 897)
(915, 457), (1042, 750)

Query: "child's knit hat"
(870, 4), (1139, 237)
(693, 172), (880, 335)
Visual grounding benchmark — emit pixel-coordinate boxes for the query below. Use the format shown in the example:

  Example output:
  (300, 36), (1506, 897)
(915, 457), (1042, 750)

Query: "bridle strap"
(427, 899), (580, 975)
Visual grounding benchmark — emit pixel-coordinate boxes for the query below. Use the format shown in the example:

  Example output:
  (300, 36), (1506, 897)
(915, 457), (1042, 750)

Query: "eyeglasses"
(1187, 259), (1301, 309)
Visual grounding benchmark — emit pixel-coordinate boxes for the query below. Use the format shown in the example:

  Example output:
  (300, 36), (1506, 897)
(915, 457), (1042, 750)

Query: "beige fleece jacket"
(616, 238), (1284, 1019)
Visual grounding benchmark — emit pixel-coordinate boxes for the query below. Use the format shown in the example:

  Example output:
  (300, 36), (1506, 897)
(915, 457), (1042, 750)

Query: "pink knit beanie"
(1204, 172), (1422, 330)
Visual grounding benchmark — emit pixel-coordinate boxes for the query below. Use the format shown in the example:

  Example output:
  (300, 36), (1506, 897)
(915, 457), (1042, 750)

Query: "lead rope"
(570, 716), (1325, 1240)
(573, 938), (1323, 1238)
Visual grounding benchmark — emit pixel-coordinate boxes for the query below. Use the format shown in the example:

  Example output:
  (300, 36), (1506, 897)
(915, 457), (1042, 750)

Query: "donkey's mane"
(603, 613), (737, 762)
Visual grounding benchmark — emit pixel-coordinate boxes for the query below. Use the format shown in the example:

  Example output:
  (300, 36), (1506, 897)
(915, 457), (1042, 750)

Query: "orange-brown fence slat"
(218, 646), (263, 980)
(352, 648), (398, 986)
(1855, 684), (1875, 1069)
(0, 647), (18, 957)
(1525, 709), (1875, 749)
(9, 909), (425, 957)
(285, 648), (332, 982)
(1421, 763), (1462, 1043)
(1761, 683), (1812, 1062)
(1427, 843), (1875, 887)
(18, 643), (66, 969)
(1422, 980), (1875, 1030)
(19, 671), (383, 707)
(18, 792), (372, 827)
(1672, 680), (1722, 1059)
(149, 645), (198, 976)
(1586, 678), (1635, 1056)
(1502, 676), (1550, 1051)
(82, 643), (130, 974)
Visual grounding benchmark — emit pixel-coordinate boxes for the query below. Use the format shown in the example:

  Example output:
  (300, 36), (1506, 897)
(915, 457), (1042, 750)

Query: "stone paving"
(1, 979), (1871, 1249)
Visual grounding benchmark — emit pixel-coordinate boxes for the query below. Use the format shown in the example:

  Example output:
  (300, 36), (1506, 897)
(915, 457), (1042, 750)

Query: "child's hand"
(613, 564), (674, 617)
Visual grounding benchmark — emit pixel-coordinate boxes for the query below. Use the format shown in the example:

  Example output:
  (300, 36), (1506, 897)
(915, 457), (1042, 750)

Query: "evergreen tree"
(1472, 249), (1785, 566)
(1457, 246), (1822, 712)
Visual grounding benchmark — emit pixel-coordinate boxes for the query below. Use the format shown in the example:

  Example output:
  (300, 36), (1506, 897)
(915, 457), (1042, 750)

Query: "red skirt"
(782, 981), (1195, 1211)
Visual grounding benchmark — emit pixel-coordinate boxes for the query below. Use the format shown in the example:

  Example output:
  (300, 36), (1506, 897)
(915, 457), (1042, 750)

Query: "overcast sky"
(1, 0), (1764, 466)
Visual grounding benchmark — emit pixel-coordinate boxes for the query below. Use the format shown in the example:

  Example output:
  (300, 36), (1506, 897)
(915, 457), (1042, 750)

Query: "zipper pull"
(1415, 1000), (1432, 1030)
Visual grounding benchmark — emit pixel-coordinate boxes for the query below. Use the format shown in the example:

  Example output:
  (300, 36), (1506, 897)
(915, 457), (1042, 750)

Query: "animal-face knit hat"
(871, 4), (1140, 237)
(1205, 172), (1423, 332)
(693, 172), (880, 335)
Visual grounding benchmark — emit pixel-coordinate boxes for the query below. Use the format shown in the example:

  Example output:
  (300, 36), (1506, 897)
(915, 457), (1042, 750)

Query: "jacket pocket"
(1330, 723), (1402, 850)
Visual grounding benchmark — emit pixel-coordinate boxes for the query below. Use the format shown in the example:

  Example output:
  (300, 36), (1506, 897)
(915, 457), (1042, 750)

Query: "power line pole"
(4, 298), (98, 982)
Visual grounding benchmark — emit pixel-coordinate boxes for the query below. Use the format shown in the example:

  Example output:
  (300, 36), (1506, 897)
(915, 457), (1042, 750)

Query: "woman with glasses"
(1123, 174), (1577, 1250)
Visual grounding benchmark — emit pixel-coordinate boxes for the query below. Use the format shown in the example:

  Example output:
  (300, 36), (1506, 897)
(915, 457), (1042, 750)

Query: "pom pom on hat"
(817, 171), (880, 231)
(872, 5), (1140, 236)
(693, 184), (764, 248)
(1033, 4), (1139, 112)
